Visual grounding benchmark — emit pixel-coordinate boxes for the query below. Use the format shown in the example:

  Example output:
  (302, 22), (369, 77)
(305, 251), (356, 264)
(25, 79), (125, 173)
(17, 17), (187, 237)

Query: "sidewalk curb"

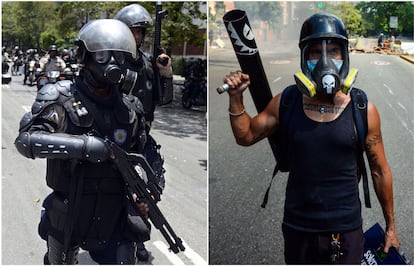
(400, 55), (414, 64)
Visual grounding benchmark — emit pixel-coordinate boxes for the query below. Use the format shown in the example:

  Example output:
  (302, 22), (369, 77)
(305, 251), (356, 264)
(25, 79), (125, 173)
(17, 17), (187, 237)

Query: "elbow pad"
(14, 132), (110, 163)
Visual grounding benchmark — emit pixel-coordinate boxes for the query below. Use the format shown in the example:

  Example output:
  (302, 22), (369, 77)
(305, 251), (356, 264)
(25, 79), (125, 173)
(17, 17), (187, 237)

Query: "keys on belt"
(330, 233), (344, 264)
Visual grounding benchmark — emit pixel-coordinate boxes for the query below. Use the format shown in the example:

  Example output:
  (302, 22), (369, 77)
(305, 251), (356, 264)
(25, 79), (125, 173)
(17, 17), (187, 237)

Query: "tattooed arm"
(224, 71), (280, 146)
(366, 101), (400, 252)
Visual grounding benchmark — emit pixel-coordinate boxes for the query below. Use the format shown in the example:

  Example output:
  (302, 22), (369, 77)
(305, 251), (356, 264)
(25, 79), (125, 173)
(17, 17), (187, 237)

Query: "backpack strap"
(350, 88), (371, 208)
(261, 85), (300, 208)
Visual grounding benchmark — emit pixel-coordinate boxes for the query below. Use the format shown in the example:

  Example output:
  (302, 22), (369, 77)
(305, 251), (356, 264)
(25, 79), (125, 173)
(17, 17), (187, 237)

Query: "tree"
(356, 2), (414, 37)
(326, 2), (365, 36)
(2, 1), (206, 53)
(2, 2), (57, 51)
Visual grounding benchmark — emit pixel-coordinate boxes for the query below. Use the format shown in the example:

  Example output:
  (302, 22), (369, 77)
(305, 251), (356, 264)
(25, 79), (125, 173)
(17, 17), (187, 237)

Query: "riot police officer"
(15, 19), (150, 264)
(114, 4), (173, 261)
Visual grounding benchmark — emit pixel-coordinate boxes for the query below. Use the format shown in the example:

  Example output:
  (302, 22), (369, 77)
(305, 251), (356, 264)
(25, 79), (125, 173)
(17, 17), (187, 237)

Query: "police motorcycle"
(181, 75), (207, 109)
(36, 69), (74, 91)
(25, 59), (37, 85)
(2, 56), (12, 84)
(62, 49), (79, 79)
(181, 58), (207, 109)
(12, 50), (24, 76)
(24, 56), (38, 86)
(68, 63), (79, 77)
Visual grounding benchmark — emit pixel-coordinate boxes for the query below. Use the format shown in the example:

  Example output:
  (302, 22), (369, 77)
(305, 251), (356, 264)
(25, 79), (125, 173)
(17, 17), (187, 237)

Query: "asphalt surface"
(209, 37), (414, 264)
(2, 73), (207, 265)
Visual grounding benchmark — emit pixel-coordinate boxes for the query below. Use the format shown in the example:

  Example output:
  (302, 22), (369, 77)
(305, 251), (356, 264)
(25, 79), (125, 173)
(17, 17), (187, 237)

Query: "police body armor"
(16, 78), (149, 254)
(122, 50), (154, 123)
(124, 50), (173, 123)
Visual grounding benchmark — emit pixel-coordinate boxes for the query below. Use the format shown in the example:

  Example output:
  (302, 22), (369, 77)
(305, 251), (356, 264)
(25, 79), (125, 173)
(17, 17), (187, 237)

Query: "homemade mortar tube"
(220, 9), (278, 160)
(219, 9), (273, 113)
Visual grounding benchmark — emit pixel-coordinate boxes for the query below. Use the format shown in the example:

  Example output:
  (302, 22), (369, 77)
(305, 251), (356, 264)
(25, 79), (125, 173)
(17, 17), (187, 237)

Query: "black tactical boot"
(136, 242), (149, 261)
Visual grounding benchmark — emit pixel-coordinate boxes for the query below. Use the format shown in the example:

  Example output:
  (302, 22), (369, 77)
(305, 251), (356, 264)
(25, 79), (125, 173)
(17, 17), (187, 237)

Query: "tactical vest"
(25, 78), (146, 250)
(125, 50), (156, 122)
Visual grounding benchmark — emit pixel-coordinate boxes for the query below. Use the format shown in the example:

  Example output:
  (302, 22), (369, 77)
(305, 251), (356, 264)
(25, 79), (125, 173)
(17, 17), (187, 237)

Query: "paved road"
(2, 74), (207, 265)
(209, 38), (414, 264)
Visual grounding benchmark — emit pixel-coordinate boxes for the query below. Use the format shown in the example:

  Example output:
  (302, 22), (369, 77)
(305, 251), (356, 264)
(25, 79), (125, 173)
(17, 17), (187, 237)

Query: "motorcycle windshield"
(47, 71), (61, 79)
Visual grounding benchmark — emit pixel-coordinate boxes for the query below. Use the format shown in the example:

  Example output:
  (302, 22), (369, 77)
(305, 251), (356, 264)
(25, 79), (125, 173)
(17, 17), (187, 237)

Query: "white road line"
(383, 83), (394, 95)
(180, 240), (207, 265)
(272, 77), (281, 83)
(153, 240), (207, 265)
(386, 99), (414, 140)
(153, 241), (185, 265)
(397, 102), (408, 113)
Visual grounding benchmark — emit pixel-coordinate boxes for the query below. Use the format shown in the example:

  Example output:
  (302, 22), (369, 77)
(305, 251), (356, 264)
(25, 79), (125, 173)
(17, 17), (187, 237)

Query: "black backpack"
(261, 85), (371, 208)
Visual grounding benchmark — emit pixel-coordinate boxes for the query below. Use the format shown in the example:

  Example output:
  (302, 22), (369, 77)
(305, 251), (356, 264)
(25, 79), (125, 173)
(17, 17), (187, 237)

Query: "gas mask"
(294, 39), (358, 97)
(85, 50), (137, 94)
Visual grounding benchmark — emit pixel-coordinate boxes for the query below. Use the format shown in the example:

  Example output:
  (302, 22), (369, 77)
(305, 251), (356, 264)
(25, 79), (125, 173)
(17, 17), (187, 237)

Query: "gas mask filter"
(85, 50), (137, 93)
(294, 39), (359, 97)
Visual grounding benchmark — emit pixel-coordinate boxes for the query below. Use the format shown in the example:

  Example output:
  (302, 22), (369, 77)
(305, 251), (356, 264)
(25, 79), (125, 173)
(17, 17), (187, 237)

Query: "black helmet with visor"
(114, 4), (152, 36)
(74, 19), (137, 90)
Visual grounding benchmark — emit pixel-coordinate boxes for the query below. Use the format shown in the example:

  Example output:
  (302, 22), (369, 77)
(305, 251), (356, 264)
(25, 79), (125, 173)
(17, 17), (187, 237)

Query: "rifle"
(108, 140), (185, 253)
(153, 1), (171, 105)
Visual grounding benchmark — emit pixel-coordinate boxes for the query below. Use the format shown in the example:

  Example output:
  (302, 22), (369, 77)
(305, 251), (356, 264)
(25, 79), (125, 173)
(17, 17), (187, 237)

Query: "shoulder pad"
(36, 83), (60, 102)
(36, 80), (73, 102)
(121, 94), (144, 124)
(55, 80), (74, 97)
(124, 94), (144, 114)
(18, 111), (33, 132)
(32, 80), (74, 115)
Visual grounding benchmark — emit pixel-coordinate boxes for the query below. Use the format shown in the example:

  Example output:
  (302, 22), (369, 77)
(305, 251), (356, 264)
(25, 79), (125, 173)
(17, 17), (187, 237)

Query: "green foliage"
(2, 1), (58, 50)
(171, 55), (186, 76)
(326, 2), (365, 36)
(40, 30), (58, 51)
(2, 1), (206, 52)
(314, 1), (413, 37)
(356, 2), (414, 37)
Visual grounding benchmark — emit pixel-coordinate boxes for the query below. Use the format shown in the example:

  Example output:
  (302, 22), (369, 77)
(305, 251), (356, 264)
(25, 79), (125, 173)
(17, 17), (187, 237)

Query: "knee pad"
(38, 209), (50, 241)
(47, 235), (79, 264)
(117, 242), (137, 265)
(89, 241), (136, 265)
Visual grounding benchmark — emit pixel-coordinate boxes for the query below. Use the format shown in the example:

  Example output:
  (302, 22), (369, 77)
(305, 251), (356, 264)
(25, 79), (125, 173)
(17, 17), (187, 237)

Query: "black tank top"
(283, 96), (362, 233)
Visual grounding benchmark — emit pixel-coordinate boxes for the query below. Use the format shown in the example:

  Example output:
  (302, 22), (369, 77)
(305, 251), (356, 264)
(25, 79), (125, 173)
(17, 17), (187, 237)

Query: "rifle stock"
(109, 141), (185, 253)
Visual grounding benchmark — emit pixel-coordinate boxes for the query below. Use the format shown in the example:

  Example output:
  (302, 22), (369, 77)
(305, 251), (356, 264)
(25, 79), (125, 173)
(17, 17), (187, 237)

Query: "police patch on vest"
(114, 129), (127, 145)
